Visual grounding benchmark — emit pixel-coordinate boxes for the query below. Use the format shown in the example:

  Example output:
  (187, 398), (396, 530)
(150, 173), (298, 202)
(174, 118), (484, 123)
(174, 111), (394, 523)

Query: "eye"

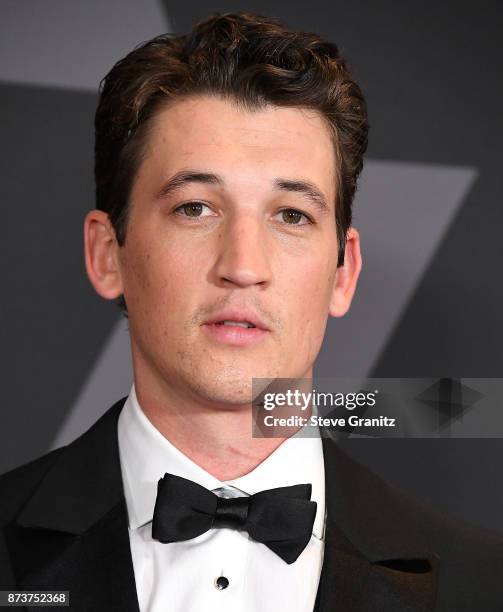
(174, 201), (215, 218)
(275, 208), (313, 225)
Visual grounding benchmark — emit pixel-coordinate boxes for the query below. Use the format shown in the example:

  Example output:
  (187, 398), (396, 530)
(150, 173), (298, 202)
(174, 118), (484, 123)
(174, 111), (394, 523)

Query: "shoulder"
(367, 457), (503, 556)
(0, 396), (127, 529)
(0, 447), (66, 525)
(327, 436), (503, 556)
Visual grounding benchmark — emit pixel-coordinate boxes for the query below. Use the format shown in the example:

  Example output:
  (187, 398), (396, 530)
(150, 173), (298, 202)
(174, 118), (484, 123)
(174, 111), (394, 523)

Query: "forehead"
(140, 94), (336, 199)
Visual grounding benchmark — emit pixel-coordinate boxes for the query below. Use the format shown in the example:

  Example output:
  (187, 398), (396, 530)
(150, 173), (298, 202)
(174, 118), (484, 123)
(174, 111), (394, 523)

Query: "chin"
(194, 384), (254, 407)
(185, 369), (274, 407)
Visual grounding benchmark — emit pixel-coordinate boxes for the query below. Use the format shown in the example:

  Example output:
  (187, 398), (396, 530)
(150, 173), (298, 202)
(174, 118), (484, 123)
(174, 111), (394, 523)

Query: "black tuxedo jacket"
(1, 397), (503, 611)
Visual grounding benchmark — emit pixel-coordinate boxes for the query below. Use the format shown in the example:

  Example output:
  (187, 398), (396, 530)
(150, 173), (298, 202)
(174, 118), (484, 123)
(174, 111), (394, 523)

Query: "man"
(1, 11), (502, 612)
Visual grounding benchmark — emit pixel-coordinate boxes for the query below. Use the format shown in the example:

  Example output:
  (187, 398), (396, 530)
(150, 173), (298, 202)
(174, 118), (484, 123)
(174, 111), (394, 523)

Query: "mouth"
(201, 313), (270, 346)
(214, 320), (256, 328)
(202, 311), (269, 331)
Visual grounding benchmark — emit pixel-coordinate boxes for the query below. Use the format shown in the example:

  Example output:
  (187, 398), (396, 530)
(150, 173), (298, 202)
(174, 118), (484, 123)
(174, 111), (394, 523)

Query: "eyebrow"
(273, 178), (331, 215)
(157, 170), (223, 198)
(156, 170), (331, 215)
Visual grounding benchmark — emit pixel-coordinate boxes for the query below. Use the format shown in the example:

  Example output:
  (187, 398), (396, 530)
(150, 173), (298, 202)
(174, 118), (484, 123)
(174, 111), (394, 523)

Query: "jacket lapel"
(7, 398), (139, 612)
(316, 431), (439, 611)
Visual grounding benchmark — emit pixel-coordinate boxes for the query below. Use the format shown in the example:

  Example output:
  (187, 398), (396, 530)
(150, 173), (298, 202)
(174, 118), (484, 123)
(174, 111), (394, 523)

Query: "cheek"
(286, 255), (334, 316)
(124, 232), (203, 318)
(283, 255), (335, 355)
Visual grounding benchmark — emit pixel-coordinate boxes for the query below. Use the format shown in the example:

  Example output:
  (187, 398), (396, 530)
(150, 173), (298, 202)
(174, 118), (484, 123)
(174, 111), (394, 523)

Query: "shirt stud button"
(215, 576), (229, 590)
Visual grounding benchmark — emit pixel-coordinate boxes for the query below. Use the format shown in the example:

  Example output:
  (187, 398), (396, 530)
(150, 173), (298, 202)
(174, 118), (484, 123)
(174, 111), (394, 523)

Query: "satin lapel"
(316, 432), (439, 612)
(6, 398), (139, 612)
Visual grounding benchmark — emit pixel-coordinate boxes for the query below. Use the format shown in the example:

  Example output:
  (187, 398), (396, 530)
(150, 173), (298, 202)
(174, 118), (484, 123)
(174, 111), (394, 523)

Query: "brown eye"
(280, 209), (311, 225)
(182, 202), (203, 216)
(174, 202), (213, 217)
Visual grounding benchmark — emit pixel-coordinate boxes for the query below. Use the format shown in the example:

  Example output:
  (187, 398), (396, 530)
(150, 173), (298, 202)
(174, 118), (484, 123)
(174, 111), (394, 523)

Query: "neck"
(132, 366), (311, 481)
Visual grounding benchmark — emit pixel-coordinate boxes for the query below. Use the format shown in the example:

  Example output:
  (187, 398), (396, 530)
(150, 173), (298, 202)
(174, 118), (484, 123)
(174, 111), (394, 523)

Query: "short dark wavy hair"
(94, 12), (369, 315)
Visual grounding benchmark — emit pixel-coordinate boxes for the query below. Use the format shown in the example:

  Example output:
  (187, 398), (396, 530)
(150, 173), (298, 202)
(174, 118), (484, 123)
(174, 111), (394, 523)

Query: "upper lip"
(203, 309), (270, 331)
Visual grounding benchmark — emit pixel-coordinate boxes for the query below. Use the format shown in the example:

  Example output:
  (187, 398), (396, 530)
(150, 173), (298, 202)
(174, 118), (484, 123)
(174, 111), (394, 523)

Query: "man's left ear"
(329, 227), (362, 318)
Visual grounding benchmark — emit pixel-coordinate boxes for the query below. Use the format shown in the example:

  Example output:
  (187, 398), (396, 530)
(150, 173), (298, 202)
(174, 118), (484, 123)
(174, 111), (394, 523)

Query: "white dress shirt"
(117, 384), (326, 612)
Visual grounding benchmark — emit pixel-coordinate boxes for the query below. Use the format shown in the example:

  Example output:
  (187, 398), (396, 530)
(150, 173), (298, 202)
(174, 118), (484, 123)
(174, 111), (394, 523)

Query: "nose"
(212, 215), (272, 288)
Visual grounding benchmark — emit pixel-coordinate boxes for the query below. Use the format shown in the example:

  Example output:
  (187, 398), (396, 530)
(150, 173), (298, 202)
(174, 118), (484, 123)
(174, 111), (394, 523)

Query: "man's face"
(116, 95), (343, 406)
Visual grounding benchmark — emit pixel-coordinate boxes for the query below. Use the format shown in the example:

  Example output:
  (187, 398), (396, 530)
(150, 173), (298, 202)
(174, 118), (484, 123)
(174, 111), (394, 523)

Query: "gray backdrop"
(1, 1), (502, 534)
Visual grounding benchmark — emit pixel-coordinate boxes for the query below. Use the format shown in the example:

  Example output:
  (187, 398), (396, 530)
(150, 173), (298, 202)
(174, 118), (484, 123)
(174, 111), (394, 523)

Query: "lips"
(202, 320), (269, 347)
(202, 310), (269, 331)
(216, 321), (255, 328)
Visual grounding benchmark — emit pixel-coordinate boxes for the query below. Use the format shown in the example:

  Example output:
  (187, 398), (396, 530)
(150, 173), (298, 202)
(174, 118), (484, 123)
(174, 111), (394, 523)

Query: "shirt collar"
(118, 384), (325, 540)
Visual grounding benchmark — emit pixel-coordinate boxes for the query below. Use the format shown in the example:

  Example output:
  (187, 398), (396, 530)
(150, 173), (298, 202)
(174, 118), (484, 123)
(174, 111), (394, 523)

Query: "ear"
(83, 210), (124, 300)
(329, 227), (362, 317)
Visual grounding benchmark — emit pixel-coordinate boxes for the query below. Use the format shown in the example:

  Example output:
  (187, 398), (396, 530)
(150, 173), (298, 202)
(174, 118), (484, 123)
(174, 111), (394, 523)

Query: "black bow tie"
(151, 472), (317, 564)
